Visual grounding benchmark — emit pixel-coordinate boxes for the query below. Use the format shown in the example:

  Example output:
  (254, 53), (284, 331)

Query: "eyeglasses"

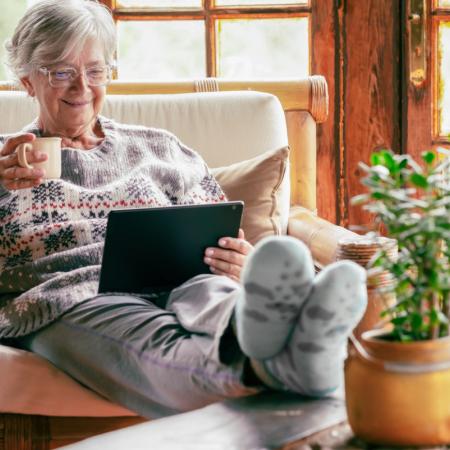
(38, 65), (112, 88)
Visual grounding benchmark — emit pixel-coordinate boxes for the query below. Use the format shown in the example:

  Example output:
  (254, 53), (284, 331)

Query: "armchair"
(0, 77), (362, 449)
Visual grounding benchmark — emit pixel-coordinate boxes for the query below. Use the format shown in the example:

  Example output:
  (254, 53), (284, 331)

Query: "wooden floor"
(0, 415), (146, 450)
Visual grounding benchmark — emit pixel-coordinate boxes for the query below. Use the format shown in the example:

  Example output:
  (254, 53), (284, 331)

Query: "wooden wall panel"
(312, 0), (338, 223)
(343, 0), (402, 228)
(405, 0), (433, 160)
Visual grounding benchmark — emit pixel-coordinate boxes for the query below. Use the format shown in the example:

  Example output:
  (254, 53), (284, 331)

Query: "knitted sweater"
(0, 116), (225, 338)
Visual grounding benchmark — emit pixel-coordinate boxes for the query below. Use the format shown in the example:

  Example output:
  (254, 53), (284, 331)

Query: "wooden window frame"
(98, 0), (339, 222)
(432, 0), (450, 145)
(99, 0), (311, 77)
(405, 0), (450, 162)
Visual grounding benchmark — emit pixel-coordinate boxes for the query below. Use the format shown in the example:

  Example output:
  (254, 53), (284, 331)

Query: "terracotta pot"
(345, 330), (450, 446)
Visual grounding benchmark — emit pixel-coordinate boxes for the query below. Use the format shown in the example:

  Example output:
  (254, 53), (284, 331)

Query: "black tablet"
(98, 201), (244, 294)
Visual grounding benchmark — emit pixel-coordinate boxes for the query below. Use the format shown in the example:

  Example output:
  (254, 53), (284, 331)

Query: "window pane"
(0, 0), (30, 80)
(117, 21), (205, 80)
(118, 0), (201, 6)
(216, 0), (307, 5)
(217, 18), (308, 78)
(439, 22), (450, 135)
(438, 0), (450, 7)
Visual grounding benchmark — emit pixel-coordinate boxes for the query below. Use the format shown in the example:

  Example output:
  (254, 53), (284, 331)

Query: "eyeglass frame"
(38, 64), (114, 88)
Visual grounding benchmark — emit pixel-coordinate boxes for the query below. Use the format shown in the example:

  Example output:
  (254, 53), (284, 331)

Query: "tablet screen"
(98, 201), (244, 294)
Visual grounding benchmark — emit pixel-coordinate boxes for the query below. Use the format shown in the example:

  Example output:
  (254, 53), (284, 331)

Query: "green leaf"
(422, 151), (436, 165)
(409, 173), (428, 188)
(411, 313), (423, 330)
(427, 270), (440, 289)
(370, 152), (381, 166)
(391, 316), (409, 325)
(371, 192), (390, 200)
(398, 157), (409, 169)
(380, 150), (397, 172)
(429, 308), (440, 325)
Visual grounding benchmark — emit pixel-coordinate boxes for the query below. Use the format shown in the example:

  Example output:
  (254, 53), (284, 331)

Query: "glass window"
(217, 18), (308, 78)
(0, 0), (30, 80)
(100, 0), (312, 81)
(117, 20), (205, 79)
(438, 0), (450, 7)
(438, 22), (450, 136)
(118, 0), (201, 6)
(216, 0), (307, 5)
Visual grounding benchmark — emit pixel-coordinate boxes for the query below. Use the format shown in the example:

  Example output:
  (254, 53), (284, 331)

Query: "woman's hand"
(0, 133), (46, 190)
(204, 228), (254, 282)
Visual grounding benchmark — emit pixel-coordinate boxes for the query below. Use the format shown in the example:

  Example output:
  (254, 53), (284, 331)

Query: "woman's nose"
(70, 70), (90, 91)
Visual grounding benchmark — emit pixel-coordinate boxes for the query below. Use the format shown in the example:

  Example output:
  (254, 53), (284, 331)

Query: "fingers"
(208, 267), (240, 283)
(205, 253), (243, 279)
(2, 177), (43, 190)
(0, 133), (35, 156)
(2, 166), (44, 182)
(204, 232), (254, 281)
(0, 134), (46, 191)
(216, 234), (253, 257)
(1, 150), (47, 170)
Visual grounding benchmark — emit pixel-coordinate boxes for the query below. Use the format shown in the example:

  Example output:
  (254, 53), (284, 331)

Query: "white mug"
(16, 137), (62, 179)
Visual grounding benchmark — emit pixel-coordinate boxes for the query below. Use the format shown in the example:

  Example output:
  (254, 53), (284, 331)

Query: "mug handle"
(16, 143), (34, 169)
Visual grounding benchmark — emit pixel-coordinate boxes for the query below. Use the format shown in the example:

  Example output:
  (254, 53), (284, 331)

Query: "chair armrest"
(287, 206), (360, 268)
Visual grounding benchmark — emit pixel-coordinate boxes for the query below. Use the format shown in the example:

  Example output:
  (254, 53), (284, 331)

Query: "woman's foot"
(235, 236), (314, 359)
(255, 260), (367, 396)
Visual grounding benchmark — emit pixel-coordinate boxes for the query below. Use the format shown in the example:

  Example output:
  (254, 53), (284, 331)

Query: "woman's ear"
(20, 76), (35, 97)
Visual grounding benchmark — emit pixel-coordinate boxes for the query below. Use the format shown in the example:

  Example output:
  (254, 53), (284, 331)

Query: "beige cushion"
(212, 147), (290, 245)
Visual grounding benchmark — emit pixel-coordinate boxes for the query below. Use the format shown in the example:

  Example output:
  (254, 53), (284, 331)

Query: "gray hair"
(5, 0), (116, 81)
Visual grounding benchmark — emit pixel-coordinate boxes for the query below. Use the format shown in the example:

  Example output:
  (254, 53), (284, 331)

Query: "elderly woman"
(0, 0), (367, 418)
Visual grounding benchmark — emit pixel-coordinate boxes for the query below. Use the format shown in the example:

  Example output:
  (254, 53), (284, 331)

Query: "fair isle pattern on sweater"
(0, 116), (225, 338)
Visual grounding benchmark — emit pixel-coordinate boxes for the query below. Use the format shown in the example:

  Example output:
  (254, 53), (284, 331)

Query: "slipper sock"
(235, 236), (314, 359)
(262, 260), (367, 396)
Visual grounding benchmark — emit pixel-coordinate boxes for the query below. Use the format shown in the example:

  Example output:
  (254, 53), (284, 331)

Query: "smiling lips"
(62, 99), (92, 107)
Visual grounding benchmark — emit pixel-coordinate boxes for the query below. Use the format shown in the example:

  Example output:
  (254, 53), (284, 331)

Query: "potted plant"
(345, 149), (450, 446)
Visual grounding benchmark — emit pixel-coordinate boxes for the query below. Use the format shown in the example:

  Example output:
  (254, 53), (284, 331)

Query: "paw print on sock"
(265, 301), (300, 323)
(236, 236), (315, 360)
(245, 308), (270, 323)
(324, 325), (349, 338)
(297, 342), (325, 353)
(244, 282), (274, 301)
(306, 305), (335, 321)
(244, 263), (313, 323)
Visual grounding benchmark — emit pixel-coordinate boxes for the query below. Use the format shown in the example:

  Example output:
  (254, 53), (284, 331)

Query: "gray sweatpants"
(17, 275), (261, 418)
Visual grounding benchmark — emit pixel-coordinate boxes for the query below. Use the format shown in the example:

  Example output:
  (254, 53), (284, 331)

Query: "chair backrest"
(0, 90), (286, 166)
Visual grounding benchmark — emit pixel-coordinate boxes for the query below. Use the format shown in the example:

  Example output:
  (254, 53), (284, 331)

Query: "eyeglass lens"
(49, 67), (110, 87)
